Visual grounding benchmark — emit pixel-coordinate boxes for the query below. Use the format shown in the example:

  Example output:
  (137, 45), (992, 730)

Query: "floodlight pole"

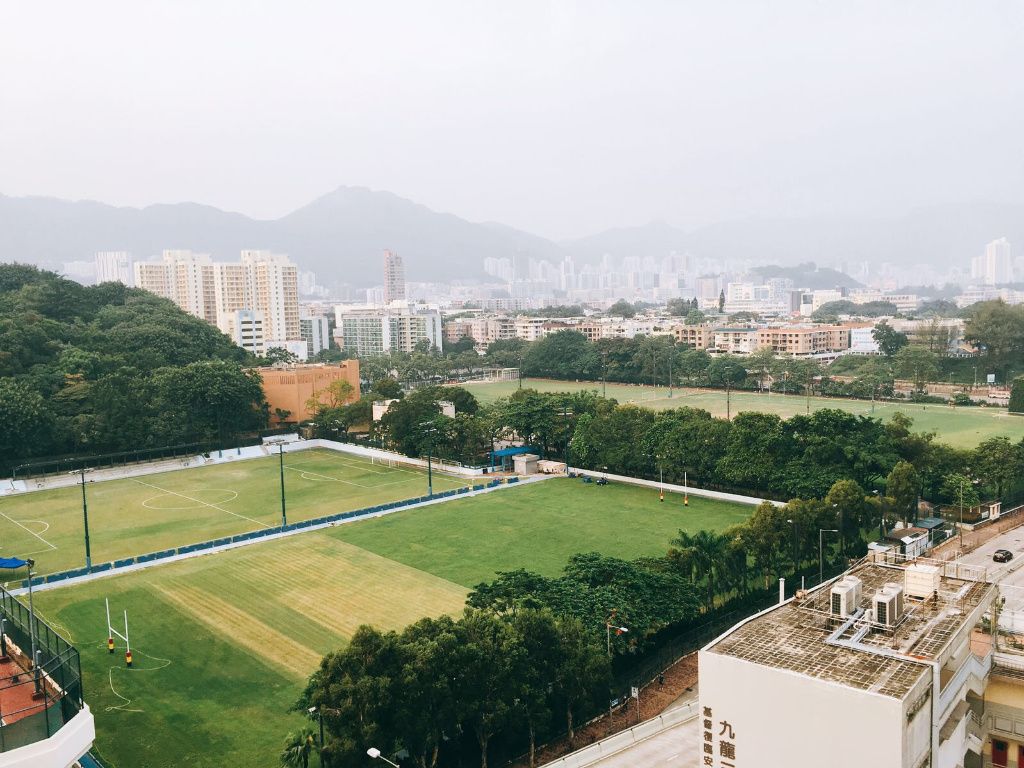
(420, 422), (438, 497)
(668, 354), (673, 398)
(819, 529), (838, 585)
(77, 468), (92, 570)
(278, 444), (287, 528)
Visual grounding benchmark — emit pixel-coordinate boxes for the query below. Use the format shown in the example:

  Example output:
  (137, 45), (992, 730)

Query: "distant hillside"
(560, 203), (1024, 269)
(751, 263), (862, 290)
(0, 187), (562, 286)
(2, 189), (1023, 286)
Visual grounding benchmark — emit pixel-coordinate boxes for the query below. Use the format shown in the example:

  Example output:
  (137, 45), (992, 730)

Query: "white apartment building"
(514, 317), (548, 342)
(971, 238), (1014, 286)
(809, 289), (845, 312)
(849, 290), (921, 313)
(700, 558), (995, 768)
(94, 251), (133, 285)
(218, 308), (266, 355)
(334, 305), (443, 356)
(136, 249), (300, 347)
(383, 250), (406, 304)
(299, 310), (331, 359)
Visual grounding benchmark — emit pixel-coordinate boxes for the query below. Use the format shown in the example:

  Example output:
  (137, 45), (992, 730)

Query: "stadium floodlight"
(367, 747), (400, 767)
(68, 467), (94, 569)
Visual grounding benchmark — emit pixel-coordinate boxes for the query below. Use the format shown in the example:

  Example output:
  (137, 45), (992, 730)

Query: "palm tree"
(280, 729), (318, 768)
(670, 530), (726, 611)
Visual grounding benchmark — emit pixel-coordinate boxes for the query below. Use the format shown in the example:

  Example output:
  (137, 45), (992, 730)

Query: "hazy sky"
(2, 1), (1022, 239)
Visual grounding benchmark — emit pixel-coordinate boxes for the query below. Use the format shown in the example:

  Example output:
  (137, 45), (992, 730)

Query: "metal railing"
(0, 584), (83, 753)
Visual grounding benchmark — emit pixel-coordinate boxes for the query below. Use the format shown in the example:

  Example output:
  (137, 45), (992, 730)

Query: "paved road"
(956, 528), (1024, 613)
(586, 713), (699, 768)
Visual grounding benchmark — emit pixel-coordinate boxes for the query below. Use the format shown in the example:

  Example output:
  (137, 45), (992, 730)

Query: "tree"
(665, 297), (690, 316)
(973, 436), (1023, 500)
(522, 331), (598, 380)
(1010, 377), (1024, 414)
(892, 347), (939, 391)
(685, 308), (706, 325)
(718, 290), (725, 313)
(964, 300), (1024, 379)
(872, 321), (909, 357)
(264, 346), (300, 365)
(941, 472), (980, 509)
(0, 377), (53, 459)
(885, 461), (920, 524)
(553, 616), (609, 748)
(457, 610), (519, 768)
(824, 479), (867, 554)
(279, 730), (317, 768)
(509, 609), (562, 768)
(371, 377), (404, 399)
(669, 530), (726, 611)
(608, 299), (636, 318)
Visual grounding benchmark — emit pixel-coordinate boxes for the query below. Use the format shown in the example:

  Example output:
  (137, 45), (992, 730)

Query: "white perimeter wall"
(698, 650), (904, 768)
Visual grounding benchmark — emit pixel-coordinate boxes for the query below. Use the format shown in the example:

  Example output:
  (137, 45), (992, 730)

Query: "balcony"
(0, 586), (93, 767)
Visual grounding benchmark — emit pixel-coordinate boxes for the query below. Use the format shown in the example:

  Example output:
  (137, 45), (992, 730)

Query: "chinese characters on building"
(702, 706), (737, 767)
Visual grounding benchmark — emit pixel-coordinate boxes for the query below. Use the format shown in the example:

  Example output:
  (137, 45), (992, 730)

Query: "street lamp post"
(819, 529), (838, 585)
(787, 518), (798, 574)
(668, 353), (673, 398)
(601, 350), (608, 398)
(309, 707), (325, 767)
(26, 558), (41, 695)
(367, 747), (400, 768)
(605, 611), (629, 657)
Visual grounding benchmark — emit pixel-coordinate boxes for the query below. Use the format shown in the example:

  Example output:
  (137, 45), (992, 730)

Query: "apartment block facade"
(134, 249), (300, 346)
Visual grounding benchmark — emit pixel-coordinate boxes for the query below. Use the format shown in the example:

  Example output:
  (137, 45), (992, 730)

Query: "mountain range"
(1, 187), (1022, 287)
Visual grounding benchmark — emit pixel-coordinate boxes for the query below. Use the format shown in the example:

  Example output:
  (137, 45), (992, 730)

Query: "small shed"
(490, 445), (538, 471)
(916, 516), (951, 545)
(884, 526), (930, 559)
(512, 453), (540, 476)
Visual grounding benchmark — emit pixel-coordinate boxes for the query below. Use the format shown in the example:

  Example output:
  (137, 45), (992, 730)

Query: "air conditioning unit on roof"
(830, 576), (863, 618)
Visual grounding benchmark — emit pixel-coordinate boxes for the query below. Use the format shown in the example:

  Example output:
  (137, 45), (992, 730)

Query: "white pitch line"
(283, 465), (371, 487)
(0, 510), (58, 551)
(130, 479), (272, 529)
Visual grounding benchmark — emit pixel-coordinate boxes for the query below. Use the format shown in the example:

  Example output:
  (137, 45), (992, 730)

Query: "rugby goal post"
(105, 598), (133, 667)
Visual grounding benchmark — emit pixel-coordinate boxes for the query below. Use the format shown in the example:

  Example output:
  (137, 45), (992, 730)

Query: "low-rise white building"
(700, 558), (994, 768)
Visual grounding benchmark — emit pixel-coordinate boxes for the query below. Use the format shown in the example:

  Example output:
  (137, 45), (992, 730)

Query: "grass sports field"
(462, 377), (1024, 448)
(33, 477), (752, 768)
(0, 448), (466, 578)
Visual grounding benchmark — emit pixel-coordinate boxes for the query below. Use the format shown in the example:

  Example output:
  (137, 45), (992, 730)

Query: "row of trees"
(294, 608), (611, 768)
(0, 266), (269, 468)
(333, 380), (1023, 506)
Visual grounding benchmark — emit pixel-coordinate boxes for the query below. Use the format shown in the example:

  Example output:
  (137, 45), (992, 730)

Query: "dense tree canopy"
(0, 264), (266, 469)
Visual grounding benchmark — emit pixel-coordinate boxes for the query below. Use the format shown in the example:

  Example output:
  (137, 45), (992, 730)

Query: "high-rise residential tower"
(971, 238), (1013, 285)
(383, 250), (405, 305)
(134, 249), (299, 344)
(94, 251), (134, 285)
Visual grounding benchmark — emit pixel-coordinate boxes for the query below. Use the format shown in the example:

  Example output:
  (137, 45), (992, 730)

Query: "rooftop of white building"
(704, 558), (995, 699)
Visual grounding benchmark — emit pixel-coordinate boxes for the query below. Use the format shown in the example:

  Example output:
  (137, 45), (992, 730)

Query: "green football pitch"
(32, 477), (753, 768)
(462, 377), (1024, 448)
(0, 448), (467, 578)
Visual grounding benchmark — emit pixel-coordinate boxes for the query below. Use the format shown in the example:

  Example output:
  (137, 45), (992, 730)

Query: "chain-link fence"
(0, 584), (84, 753)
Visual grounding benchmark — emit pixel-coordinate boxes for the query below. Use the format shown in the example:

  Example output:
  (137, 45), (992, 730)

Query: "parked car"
(994, 549), (1014, 563)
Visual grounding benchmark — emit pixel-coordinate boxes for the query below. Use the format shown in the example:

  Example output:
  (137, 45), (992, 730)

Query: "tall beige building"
(135, 249), (300, 344)
(383, 249), (405, 305)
